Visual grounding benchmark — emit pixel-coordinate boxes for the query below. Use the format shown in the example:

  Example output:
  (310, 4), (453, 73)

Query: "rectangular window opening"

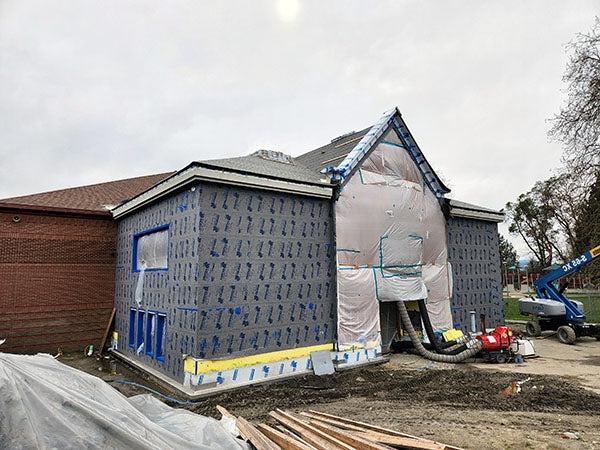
(133, 225), (169, 272)
(128, 308), (136, 348)
(156, 314), (166, 362)
(145, 312), (156, 357)
(136, 310), (145, 352)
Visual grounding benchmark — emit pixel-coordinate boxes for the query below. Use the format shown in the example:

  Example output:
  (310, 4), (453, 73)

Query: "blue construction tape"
(110, 379), (200, 405)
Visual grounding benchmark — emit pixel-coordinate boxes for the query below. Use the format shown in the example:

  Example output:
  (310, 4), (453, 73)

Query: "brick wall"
(0, 210), (116, 353)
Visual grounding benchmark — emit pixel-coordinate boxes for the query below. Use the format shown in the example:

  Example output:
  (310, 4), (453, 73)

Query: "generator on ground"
(475, 325), (514, 363)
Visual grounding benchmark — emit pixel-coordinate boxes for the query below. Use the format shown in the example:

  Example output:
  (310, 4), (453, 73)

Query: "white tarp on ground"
(0, 353), (247, 450)
(336, 128), (453, 345)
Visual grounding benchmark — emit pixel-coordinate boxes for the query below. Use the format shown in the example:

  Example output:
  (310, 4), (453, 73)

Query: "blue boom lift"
(518, 245), (600, 344)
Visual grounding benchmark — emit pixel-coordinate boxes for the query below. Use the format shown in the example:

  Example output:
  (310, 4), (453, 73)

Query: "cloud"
(0, 0), (597, 256)
(276, 0), (301, 23)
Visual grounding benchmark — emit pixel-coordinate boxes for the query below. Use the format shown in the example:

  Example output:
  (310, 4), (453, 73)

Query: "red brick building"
(0, 173), (172, 353)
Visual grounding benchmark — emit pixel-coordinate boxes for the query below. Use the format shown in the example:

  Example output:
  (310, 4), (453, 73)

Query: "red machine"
(475, 325), (514, 363)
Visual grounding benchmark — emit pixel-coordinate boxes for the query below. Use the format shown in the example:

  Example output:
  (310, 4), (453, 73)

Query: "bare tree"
(550, 17), (600, 175)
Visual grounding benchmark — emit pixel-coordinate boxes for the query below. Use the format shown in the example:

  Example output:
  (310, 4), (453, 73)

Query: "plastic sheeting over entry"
(0, 353), (247, 450)
(335, 128), (453, 346)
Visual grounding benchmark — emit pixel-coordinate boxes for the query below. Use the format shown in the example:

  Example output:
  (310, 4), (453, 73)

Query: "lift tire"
(557, 325), (577, 345)
(526, 321), (542, 337)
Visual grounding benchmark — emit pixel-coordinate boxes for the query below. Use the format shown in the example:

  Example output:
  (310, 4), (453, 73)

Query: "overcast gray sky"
(0, 0), (598, 255)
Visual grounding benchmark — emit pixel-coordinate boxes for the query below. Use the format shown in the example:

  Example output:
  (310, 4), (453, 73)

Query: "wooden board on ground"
(306, 410), (460, 450)
(216, 405), (237, 420)
(307, 419), (390, 450)
(258, 424), (316, 450)
(270, 410), (354, 450)
(99, 308), (116, 355)
(350, 430), (444, 450)
(211, 406), (461, 450)
(236, 416), (281, 450)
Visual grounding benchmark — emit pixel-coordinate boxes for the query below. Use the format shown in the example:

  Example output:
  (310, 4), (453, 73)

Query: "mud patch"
(582, 355), (600, 366)
(60, 353), (600, 420)
(185, 366), (600, 421)
(383, 369), (600, 414)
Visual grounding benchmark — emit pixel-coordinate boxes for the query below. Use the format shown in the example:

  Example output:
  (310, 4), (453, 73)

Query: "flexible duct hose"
(418, 300), (456, 353)
(417, 299), (468, 355)
(397, 300), (482, 363)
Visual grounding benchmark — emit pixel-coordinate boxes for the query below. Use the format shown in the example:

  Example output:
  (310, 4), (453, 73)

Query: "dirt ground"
(60, 331), (600, 449)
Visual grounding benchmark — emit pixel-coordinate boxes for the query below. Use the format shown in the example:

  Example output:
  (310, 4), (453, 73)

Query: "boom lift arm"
(533, 245), (600, 322)
(520, 244), (600, 344)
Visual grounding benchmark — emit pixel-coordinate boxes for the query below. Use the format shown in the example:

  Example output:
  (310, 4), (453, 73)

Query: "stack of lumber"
(217, 406), (461, 450)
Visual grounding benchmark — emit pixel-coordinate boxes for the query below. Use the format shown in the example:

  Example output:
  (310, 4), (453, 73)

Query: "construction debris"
(219, 406), (462, 450)
(0, 353), (247, 449)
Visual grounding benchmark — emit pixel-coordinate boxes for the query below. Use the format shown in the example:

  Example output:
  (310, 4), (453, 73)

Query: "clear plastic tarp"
(335, 128), (452, 346)
(136, 228), (168, 270)
(0, 353), (247, 450)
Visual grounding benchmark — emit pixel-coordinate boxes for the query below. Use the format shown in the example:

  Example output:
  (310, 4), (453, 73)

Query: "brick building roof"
(0, 172), (174, 216)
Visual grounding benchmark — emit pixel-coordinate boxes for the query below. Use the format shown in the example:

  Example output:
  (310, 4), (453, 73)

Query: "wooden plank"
(351, 431), (444, 450)
(269, 411), (335, 450)
(236, 416), (281, 450)
(216, 405), (236, 420)
(98, 307), (116, 355)
(299, 412), (367, 432)
(257, 424), (316, 450)
(307, 419), (390, 450)
(307, 410), (424, 440)
(307, 410), (459, 450)
(276, 425), (316, 449)
(269, 410), (351, 450)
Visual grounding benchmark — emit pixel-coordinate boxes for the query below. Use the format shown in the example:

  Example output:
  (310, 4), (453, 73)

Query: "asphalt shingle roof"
(295, 127), (371, 173)
(197, 151), (329, 186)
(0, 172), (174, 214)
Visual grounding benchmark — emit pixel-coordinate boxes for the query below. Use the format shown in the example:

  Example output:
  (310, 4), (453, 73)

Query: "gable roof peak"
(317, 106), (450, 197)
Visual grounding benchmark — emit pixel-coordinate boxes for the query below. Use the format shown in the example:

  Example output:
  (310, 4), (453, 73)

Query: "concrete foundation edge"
(110, 346), (386, 399)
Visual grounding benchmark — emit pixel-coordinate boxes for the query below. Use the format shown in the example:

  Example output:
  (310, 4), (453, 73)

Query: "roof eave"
(449, 207), (505, 223)
(111, 165), (334, 219)
(195, 161), (330, 188)
(0, 201), (112, 218)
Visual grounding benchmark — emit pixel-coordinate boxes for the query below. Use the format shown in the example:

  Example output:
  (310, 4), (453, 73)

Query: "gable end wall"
(447, 216), (504, 331)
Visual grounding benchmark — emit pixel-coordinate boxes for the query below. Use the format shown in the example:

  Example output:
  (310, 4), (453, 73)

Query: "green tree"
(506, 183), (558, 267)
(542, 172), (587, 257)
(527, 258), (545, 273)
(574, 171), (600, 283)
(499, 234), (518, 268)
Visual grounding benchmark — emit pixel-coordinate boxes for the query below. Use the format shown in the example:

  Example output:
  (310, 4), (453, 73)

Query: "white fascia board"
(111, 165), (333, 219)
(449, 208), (505, 223)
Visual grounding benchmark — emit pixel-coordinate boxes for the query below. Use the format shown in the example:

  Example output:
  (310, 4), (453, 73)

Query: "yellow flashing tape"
(590, 245), (600, 258)
(183, 343), (334, 375)
(442, 328), (464, 342)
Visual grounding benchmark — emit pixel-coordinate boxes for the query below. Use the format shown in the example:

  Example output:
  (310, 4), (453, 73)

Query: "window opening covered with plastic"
(133, 225), (169, 271)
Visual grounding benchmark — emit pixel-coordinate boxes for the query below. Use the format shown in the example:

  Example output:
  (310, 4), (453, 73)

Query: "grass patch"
(504, 294), (600, 323)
